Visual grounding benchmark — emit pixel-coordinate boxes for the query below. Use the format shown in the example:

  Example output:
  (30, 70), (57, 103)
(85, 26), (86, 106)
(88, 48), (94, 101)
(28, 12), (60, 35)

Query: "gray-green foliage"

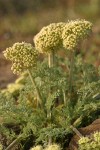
(0, 55), (100, 149)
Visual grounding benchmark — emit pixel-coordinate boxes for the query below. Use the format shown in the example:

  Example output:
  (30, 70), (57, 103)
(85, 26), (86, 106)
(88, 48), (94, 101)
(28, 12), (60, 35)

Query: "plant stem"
(69, 51), (75, 100)
(48, 136), (52, 145)
(5, 135), (22, 150)
(73, 116), (83, 127)
(48, 51), (55, 67)
(27, 69), (43, 107)
(47, 51), (55, 145)
(70, 125), (83, 137)
(63, 90), (66, 106)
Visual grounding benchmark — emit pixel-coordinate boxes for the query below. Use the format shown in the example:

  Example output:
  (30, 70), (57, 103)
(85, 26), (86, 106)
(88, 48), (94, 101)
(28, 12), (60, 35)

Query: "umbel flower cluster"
(78, 131), (100, 150)
(3, 20), (92, 75)
(30, 144), (61, 150)
(30, 145), (43, 150)
(45, 144), (61, 150)
(3, 42), (38, 74)
(62, 20), (92, 50)
(34, 20), (92, 53)
(34, 22), (66, 53)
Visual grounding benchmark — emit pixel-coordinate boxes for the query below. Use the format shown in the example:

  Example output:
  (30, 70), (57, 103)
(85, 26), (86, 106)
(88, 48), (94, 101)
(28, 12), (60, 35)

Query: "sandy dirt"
(0, 54), (17, 89)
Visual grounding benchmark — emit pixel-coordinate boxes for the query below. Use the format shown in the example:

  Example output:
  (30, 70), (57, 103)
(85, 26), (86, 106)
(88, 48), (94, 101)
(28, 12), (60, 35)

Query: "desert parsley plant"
(1, 19), (100, 150)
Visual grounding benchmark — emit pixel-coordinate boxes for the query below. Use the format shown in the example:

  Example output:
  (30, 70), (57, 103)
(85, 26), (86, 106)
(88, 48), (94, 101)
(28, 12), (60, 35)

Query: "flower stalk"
(47, 51), (56, 145)
(27, 69), (43, 108)
(69, 51), (75, 100)
(63, 90), (66, 106)
(70, 125), (83, 137)
(48, 51), (55, 68)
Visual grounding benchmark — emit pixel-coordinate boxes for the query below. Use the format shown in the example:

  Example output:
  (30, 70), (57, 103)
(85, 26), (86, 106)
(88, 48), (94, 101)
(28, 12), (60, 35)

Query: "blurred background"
(0, 0), (100, 88)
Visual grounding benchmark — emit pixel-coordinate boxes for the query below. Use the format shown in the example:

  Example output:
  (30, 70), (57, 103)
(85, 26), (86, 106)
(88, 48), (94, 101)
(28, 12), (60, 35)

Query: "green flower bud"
(63, 34), (79, 51)
(34, 23), (65, 53)
(11, 62), (23, 74)
(3, 42), (38, 74)
(71, 20), (92, 39)
(45, 144), (61, 150)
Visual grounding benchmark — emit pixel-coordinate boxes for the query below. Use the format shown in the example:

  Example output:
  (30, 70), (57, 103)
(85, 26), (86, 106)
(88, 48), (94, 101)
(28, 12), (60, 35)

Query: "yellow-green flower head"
(63, 34), (79, 51)
(45, 144), (61, 150)
(30, 145), (43, 150)
(62, 20), (92, 50)
(71, 20), (92, 39)
(78, 137), (90, 145)
(3, 42), (38, 74)
(93, 131), (100, 142)
(0, 144), (3, 150)
(34, 23), (66, 53)
(78, 132), (100, 149)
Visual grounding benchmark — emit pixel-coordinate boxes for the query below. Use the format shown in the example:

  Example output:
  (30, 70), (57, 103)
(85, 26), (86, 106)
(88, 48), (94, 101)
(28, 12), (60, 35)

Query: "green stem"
(48, 136), (52, 145)
(73, 116), (83, 127)
(5, 135), (22, 150)
(48, 51), (55, 68)
(69, 51), (75, 100)
(47, 51), (55, 145)
(63, 90), (66, 106)
(70, 125), (83, 138)
(27, 69), (43, 107)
